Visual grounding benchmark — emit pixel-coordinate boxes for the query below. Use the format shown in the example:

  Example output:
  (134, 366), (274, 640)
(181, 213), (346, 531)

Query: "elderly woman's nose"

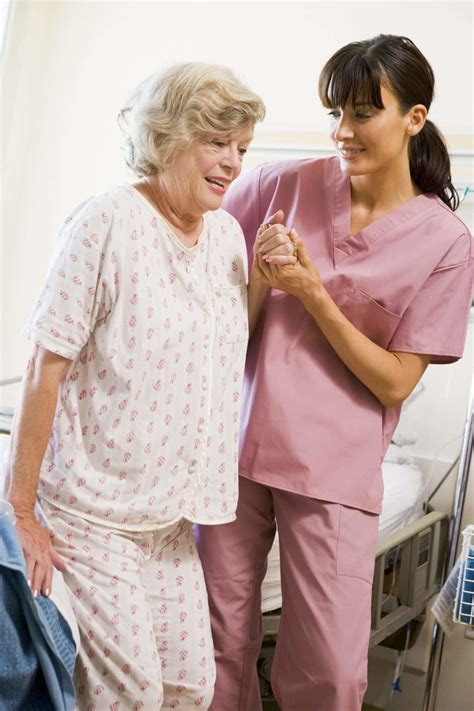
(221, 145), (242, 169)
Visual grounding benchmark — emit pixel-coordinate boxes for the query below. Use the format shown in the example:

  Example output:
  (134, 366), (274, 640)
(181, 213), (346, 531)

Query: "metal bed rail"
(370, 511), (449, 647)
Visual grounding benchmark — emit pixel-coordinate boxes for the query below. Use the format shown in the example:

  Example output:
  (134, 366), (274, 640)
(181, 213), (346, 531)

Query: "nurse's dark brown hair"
(318, 34), (459, 210)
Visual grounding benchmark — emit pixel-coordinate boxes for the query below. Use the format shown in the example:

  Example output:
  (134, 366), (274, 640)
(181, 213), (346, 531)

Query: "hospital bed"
(257, 451), (452, 705)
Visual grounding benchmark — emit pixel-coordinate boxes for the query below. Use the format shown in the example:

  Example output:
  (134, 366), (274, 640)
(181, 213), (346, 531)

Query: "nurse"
(197, 35), (473, 711)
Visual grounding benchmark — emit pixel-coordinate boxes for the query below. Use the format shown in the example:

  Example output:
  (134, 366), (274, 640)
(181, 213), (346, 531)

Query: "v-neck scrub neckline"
(331, 158), (438, 261)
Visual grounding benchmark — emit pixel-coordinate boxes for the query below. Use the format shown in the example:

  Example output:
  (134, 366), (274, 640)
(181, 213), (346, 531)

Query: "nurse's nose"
(332, 115), (355, 143)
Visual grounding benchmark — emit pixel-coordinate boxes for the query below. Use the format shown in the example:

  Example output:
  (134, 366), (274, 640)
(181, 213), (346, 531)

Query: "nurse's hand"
(250, 211), (297, 285)
(258, 231), (323, 304)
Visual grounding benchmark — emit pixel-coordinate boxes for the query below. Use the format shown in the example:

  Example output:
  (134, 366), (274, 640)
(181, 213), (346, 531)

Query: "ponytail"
(409, 120), (459, 211)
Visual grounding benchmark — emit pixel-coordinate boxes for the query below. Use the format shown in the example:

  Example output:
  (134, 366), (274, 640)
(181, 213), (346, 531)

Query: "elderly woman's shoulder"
(64, 185), (148, 229)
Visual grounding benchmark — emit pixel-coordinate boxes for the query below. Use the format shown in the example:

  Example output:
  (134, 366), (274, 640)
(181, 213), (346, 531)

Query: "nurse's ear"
(406, 104), (428, 137)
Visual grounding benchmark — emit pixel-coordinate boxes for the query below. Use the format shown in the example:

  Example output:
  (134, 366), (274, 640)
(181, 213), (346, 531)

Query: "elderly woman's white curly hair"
(118, 62), (266, 176)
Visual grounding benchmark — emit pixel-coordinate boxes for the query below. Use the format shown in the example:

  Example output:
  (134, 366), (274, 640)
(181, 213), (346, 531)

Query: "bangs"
(318, 52), (386, 110)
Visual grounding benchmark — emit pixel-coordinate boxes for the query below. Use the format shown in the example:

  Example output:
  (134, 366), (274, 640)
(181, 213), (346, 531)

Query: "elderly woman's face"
(167, 126), (254, 215)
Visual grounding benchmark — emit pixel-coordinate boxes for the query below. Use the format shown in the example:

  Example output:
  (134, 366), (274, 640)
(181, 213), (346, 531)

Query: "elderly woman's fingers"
(30, 558), (49, 597)
(30, 541), (64, 597)
(256, 253), (273, 280)
(50, 542), (67, 572)
(257, 210), (285, 233)
(259, 230), (296, 255)
(15, 514), (63, 597)
(264, 209), (285, 226)
(262, 240), (297, 259)
(264, 254), (298, 265)
(257, 224), (287, 245)
(24, 550), (36, 590)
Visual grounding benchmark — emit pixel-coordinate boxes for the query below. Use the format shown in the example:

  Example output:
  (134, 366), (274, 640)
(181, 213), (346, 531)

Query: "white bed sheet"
(261, 459), (424, 613)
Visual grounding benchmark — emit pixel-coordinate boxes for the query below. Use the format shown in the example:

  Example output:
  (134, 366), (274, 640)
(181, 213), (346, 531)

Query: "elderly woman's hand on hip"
(14, 510), (66, 598)
(258, 230), (323, 306)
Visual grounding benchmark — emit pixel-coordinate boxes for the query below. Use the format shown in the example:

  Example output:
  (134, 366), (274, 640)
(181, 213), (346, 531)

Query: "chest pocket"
(336, 288), (401, 349)
(212, 285), (248, 344)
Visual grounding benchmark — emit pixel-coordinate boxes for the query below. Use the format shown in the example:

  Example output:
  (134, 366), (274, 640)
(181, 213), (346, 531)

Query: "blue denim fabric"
(0, 503), (76, 710)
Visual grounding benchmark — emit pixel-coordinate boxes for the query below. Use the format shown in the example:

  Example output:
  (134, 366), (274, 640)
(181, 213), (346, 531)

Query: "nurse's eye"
(355, 112), (372, 120)
(327, 110), (341, 118)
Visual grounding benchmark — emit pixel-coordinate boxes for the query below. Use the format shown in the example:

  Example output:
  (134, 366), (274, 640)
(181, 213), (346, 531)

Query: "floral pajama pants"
(42, 503), (216, 710)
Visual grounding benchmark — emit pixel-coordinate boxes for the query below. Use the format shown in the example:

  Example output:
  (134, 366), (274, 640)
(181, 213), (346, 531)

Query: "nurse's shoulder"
(257, 155), (334, 198)
(225, 158), (334, 223)
(423, 196), (472, 267)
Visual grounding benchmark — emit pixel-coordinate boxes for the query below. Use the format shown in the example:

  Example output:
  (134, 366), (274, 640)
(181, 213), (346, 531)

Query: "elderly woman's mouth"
(205, 177), (228, 190)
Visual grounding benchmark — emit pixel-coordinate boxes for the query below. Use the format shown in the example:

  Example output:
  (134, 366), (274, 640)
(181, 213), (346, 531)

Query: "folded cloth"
(0, 501), (76, 710)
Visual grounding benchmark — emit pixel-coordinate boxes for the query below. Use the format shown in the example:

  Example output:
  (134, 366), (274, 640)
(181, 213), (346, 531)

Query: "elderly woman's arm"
(6, 346), (70, 596)
(248, 275), (270, 337)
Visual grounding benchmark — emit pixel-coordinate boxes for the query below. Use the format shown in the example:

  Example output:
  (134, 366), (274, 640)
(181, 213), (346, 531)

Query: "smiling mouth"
(205, 177), (226, 189)
(339, 148), (364, 158)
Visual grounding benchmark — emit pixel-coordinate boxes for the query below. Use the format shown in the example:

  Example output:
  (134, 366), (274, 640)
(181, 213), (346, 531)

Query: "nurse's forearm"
(301, 286), (430, 408)
(247, 274), (269, 337)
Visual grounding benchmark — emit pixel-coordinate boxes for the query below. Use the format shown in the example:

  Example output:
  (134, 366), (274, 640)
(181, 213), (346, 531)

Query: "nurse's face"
(328, 85), (415, 178)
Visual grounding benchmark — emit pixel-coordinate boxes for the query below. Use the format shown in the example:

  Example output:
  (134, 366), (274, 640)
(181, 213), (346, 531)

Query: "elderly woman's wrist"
(7, 492), (36, 516)
(249, 266), (268, 289)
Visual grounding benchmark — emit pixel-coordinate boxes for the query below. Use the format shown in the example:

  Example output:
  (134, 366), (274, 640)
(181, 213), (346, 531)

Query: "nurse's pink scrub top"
(223, 157), (473, 514)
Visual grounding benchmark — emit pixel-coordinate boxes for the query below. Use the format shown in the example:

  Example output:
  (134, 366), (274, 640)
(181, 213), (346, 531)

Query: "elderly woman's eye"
(239, 148), (247, 156)
(212, 140), (226, 148)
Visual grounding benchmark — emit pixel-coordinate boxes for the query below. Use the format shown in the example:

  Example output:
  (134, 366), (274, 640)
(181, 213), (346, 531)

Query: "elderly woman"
(5, 63), (294, 709)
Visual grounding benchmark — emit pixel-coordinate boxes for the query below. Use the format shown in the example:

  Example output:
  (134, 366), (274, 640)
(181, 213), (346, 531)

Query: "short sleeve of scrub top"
(388, 231), (472, 363)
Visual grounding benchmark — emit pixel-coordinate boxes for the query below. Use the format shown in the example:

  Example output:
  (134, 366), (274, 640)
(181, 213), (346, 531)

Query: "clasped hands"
(252, 209), (322, 304)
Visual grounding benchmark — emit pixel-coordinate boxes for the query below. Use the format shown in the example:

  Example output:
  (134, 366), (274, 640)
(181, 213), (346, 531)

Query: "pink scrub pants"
(197, 476), (379, 711)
